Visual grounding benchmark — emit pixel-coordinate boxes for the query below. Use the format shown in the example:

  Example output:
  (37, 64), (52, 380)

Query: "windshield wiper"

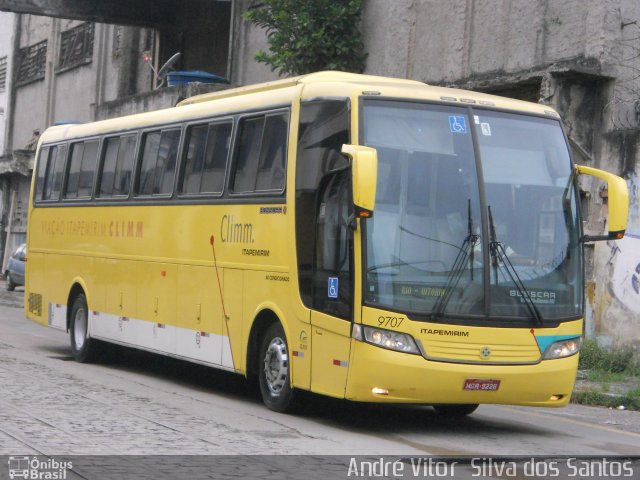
(431, 199), (479, 320)
(367, 259), (411, 273)
(488, 206), (544, 326)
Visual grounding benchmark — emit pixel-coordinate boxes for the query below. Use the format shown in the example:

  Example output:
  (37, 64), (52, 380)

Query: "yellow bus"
(26, 71), (628, 415)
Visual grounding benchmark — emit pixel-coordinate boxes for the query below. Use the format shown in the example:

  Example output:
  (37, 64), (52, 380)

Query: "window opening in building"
(57, 22), (95, 72)
(0, 56), (7, 92)
(16, 40), (47, 86)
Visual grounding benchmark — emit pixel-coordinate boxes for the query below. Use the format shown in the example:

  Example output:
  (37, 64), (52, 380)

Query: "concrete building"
(0, 11), (24, 270)
(0, 0), (637, 347)
(0, 12), (14, 156)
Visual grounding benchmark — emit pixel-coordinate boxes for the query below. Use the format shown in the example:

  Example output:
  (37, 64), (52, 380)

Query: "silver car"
(6, 243), (26, 291)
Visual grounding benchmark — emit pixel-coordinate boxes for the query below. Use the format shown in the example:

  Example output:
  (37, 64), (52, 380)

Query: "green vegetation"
(572, 339), (640, 411)
(572, 388), (640, 411)
(579, 339), (640, 375)
(244, 0), (367, 76)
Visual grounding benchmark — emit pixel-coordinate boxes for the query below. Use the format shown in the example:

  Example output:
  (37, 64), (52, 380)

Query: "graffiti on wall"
(611, 236), (640, 314)
(610, 174), (640, 315)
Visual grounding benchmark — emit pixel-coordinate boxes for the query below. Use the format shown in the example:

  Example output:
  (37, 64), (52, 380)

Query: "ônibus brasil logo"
(7, 456), (72, 480)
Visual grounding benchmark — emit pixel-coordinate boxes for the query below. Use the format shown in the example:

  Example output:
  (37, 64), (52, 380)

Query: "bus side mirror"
(576, 165), (629, 242)
(341, 144), (377, 218)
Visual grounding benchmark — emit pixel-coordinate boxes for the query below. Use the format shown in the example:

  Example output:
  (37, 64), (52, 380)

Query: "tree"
(244, 0), (367, 76)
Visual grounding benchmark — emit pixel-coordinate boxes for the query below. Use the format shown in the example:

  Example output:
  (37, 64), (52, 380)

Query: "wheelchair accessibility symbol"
(449, 115), (467, 134)
(328, 277), (339, 299)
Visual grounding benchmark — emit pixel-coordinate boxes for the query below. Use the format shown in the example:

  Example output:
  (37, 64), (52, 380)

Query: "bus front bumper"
(345, 341), (578, 407)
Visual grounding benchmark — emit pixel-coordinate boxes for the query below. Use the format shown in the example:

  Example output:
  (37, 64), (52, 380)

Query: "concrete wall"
(95, 82), (228, 121)
(230, 0), (282, 86)
(0, 12), (15, 156)
(12, 15), (52, 150)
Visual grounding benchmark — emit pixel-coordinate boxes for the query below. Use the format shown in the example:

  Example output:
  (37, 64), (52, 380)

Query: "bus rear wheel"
(258, 323), (296, 412)
(69, 293), (99, 363)
(433, 404), (479, 417)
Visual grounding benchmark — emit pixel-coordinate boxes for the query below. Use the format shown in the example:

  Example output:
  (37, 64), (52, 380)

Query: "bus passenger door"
(310, 170), (353, 398)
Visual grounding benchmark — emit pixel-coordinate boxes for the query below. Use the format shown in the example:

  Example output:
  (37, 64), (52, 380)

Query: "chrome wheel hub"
(74, 307), (87, 350)
(263, 336), (288, 396)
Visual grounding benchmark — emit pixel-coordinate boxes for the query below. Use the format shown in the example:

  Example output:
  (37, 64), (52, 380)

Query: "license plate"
(463, 379), (501, 391)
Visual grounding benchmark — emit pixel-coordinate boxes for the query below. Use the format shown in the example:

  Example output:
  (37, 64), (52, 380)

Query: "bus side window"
(231, 111), (289, 194)
(232, 117), (264, 193)
(137, 129), (180, 196)
(182, 124), (208, 194)
(180, 121), (231, 195)
(256, 113), (287, 192)
(66, 140), (98, 198)
(78, 140), (99, 197)
(43, 144), (68, 201)
(115, 135), (136, 196)
(201, 122), (231, 193)
(99, 137), (120, 196)
(34, 146), (50, 201)
(100, 134), (136, 197)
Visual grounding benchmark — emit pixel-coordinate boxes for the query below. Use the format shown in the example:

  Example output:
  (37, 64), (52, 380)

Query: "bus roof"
(38, 71), (559, 144)
(176, 71), (426, 106)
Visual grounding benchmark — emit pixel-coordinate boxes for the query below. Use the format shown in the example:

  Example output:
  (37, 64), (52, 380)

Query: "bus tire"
(433, 404), (479, 417)
(258, 322), (296, 412)
(69, 293), (99, 363)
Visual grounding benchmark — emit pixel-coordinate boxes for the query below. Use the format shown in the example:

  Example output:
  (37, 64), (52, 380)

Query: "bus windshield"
(362, 100), (582, 323)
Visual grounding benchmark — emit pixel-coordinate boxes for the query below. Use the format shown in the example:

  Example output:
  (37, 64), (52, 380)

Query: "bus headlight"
(542, 337), (582, 360)
(352, 324), (420, 354)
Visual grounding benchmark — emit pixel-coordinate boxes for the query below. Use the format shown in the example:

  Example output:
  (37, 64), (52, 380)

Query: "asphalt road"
(0, 286), (639, 478)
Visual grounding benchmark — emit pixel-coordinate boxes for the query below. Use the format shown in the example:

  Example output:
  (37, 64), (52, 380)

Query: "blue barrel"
(166, 70), (228, 86)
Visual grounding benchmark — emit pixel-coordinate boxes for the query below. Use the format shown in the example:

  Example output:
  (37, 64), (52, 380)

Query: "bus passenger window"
(34, 146), (50, 201)
(181, 121), (231, 195)
(43, 145), (67, 201)
(182, 125), (208, 194)
(137, 129), (180, 196)
(99, 137), (120, 196)
(232, 117), (264, 193)
(201, 122), (231, 193)
(78, 140), (98, 197)
(99, 135), (136, 197)
(66, 140), (98, 198)
(232, 111), (289, 194)
(256, 113), (287, 192)
(156, 129), (180, 194)
(66, 143), (84, 198)
(114, 135), (135, 196)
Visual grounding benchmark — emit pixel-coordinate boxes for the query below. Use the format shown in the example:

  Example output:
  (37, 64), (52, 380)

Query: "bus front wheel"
(433, 404), (479, 417)
(258, 323), (296, 412)
(69, 293), (99, 363)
